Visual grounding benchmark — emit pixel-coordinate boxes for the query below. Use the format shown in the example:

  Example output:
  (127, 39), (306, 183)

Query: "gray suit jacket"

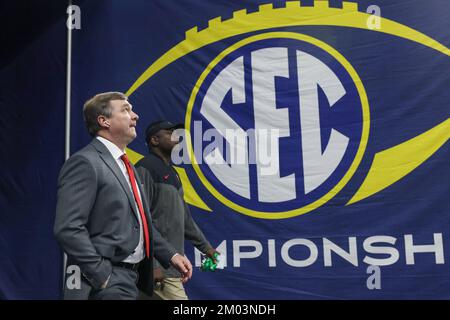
(54, 139), (177, 295)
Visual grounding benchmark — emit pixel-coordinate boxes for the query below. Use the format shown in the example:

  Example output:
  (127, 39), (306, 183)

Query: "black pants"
(64, 266), (139, 300)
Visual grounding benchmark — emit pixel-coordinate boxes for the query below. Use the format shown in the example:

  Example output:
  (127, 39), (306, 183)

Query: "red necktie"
(120, 154), (150, 258)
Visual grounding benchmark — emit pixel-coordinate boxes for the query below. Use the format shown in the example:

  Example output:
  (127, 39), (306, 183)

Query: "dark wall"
(0, 0), (70, 299)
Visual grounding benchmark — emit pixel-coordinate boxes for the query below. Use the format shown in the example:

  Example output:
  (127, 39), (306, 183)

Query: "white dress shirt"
(96, 136), (144, 263)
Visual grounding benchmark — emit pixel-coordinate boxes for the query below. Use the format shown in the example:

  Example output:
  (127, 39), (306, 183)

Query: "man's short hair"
(83, 92), (127, 137)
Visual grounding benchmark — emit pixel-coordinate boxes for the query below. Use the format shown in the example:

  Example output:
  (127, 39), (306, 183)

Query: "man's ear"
(97, 115), (110, 129)
(150, 135), (159, 147)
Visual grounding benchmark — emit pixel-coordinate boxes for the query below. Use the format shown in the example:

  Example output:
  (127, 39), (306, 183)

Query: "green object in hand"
(201, 252), (219, 272)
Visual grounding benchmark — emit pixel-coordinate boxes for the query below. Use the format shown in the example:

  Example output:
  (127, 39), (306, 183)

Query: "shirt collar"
(96, 136), (125, 160)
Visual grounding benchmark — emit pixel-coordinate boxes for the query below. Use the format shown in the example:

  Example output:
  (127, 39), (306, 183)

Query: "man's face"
(154, 129), (179, 154)
(106, 99), (139, 146)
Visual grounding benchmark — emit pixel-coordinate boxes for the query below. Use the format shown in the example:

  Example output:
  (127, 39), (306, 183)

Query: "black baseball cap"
(145, 120), (184, 143)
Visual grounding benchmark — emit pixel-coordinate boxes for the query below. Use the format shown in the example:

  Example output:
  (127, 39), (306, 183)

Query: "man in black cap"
(135, 120), (219, 300)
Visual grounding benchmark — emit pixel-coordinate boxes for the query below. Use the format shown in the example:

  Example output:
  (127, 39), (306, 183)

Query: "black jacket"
(136, 152), (212, 277)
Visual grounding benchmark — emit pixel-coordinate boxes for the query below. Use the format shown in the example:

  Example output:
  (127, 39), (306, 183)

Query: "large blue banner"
(70, 0), (449, 299)
(1, 0), (448, 299)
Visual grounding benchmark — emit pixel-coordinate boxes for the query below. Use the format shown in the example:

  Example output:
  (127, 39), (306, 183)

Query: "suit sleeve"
(136, 166), (177, 269)
(151, 224), (178, 269)
(53, 155), (112, 290)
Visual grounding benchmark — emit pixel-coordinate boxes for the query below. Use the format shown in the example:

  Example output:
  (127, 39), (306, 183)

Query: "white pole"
(63, 0), (73, 294)
(65, 2), (72, 162)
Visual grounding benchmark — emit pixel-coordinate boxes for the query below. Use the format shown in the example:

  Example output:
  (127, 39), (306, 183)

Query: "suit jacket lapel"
(91, 139), (139, 221)
(133, 167), (152, 223)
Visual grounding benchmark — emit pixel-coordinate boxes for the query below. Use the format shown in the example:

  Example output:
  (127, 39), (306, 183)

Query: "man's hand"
(153, 267), (165, 283)
(153, 267), (165, 290)
(206, 248), (220, 263)
(170, 254), (192, 284)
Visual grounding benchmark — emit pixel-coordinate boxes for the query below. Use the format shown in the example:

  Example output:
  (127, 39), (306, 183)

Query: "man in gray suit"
(54, 92), (192, 300)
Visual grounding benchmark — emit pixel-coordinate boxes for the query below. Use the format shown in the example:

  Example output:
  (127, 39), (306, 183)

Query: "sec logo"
(185, 32), (370, 218)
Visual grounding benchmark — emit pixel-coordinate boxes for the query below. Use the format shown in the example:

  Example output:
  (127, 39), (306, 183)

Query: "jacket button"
(134, 226), (139, 230)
